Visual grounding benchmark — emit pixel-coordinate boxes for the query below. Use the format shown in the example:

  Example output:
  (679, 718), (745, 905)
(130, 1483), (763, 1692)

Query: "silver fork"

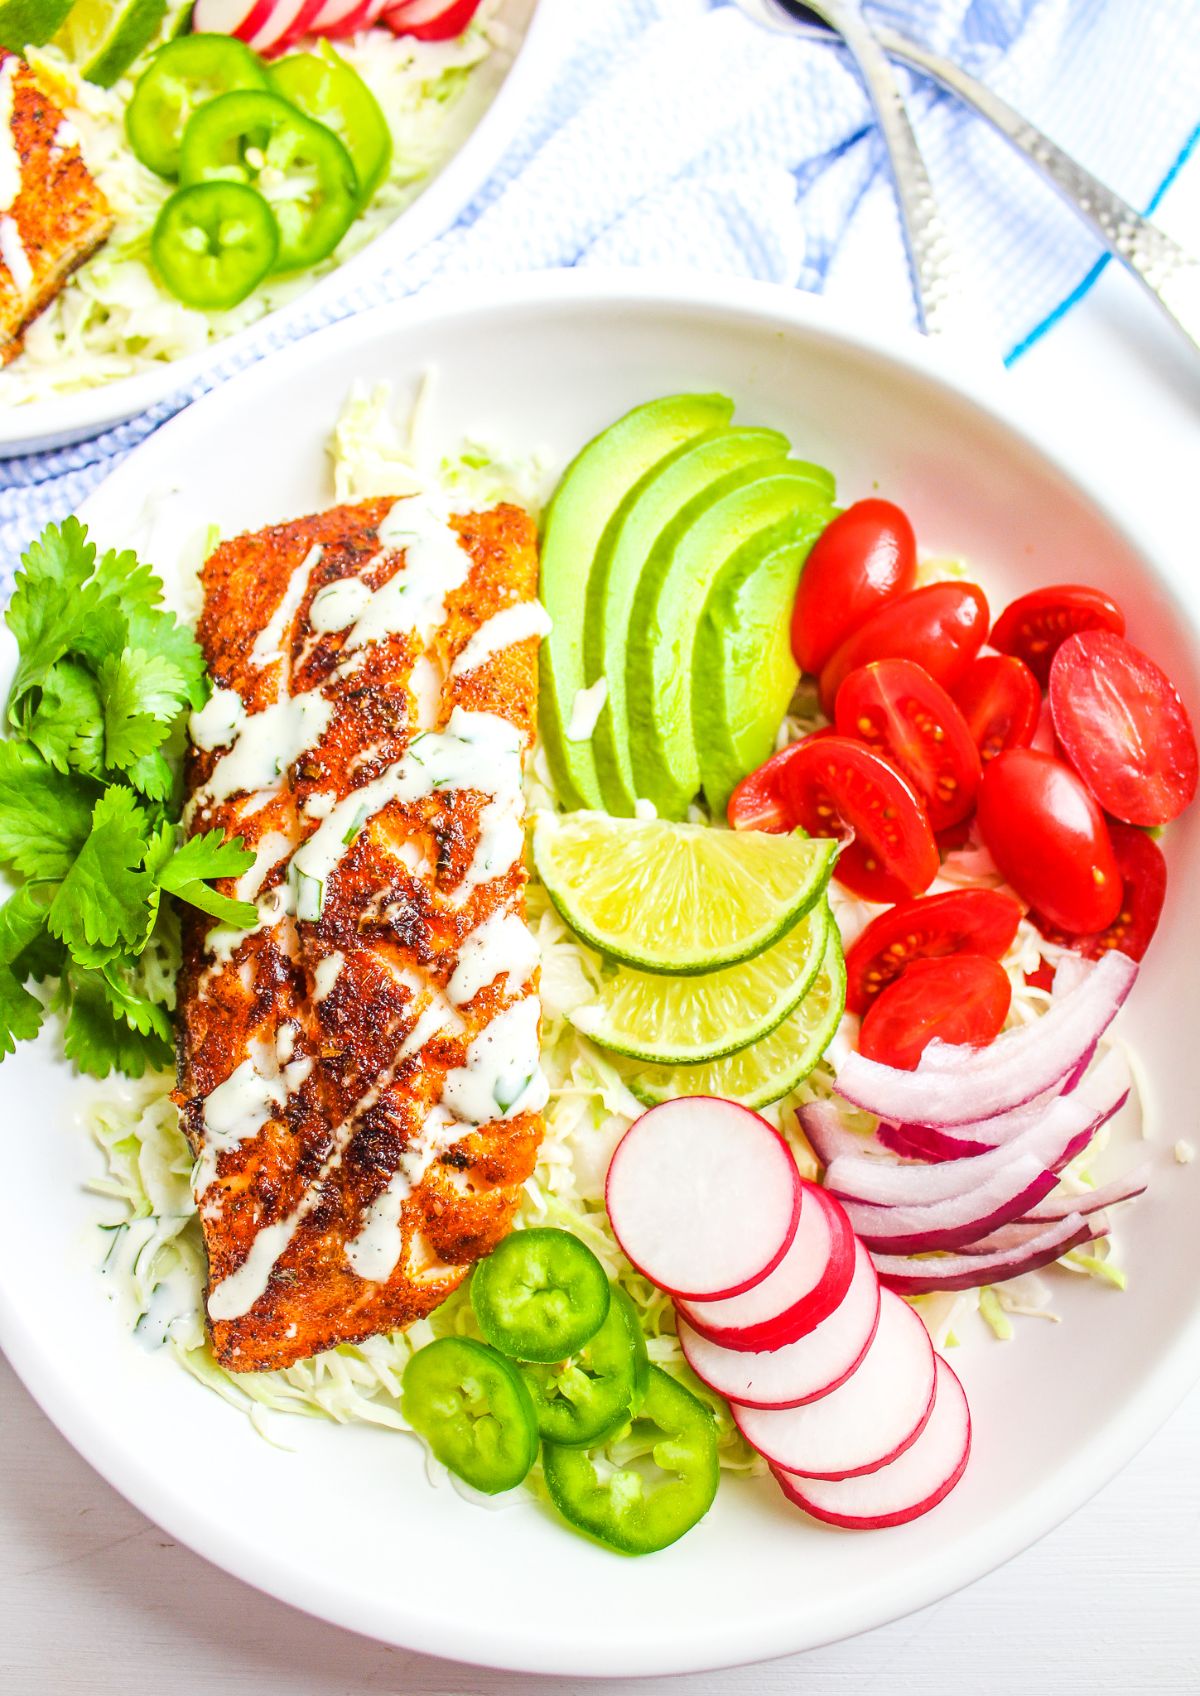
(736, 0), (1200, 357)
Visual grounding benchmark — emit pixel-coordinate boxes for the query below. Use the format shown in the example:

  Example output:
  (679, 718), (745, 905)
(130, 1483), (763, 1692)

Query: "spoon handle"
(801, 0), (961, 337)
(878, 26), (1200, 357)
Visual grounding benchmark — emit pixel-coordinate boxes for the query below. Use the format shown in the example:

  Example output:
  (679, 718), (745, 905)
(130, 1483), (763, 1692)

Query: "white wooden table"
(4, 148), (1200, 1696)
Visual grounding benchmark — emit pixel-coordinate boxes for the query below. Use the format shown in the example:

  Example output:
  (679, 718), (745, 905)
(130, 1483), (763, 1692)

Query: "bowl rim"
(0, 0), (565, 459)
(2, 268), (1199, 1677)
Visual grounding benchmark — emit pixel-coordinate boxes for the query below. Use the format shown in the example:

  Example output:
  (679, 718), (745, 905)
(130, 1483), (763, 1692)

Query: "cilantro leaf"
(47, 786), (155, 963)
(0, 966), (43, 1056)
(0, 883), (54, 966)
(123, 749), (176, 803)
(61, 969), (172, 1079)
(5, 520), (99, 719)
(156, 828), (258, 927)
(97, 648), (188, 770)
(98, 964), (174, 1045)
(90, 544), (165, 610)
(24, 659), (106, 775)
(0, 742), (100, 879)
(125, 603), (208, 709)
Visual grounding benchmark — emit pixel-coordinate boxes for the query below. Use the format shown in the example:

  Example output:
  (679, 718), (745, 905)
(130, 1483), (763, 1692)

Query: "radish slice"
(193, 0), (275, 34)
(774, 1355), (971, 1528)
(310, 0), (375, 28)
(605, 1099), (801, 1302)
(677, 1182), (856, 1351)
(871, 1212), (1098, 1292)
(835, 951), (1137, 1127)
(250, 0), (324, 53)
(733, 1290), (936, 1479)
(385, 0), (481, 39)
(678, 1241), (880, 1410)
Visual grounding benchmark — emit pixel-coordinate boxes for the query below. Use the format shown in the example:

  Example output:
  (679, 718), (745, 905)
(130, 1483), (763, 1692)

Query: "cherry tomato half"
(781, 735), (939, 903)
(844, 887), (1023, 1014)
(790, 499), (917, 675)
(1033, 823), (1167, 964)
(835, 657), (981, 830)
(1049, 630), (1199, 827)
(818, 581), (989, 716)
(990, 583), (1124, 686)
(952, 653), (1041, 763)
(725, 730), (837, 832)
(858, 953), (1012, 1071)
(977, 748), (1122, 934)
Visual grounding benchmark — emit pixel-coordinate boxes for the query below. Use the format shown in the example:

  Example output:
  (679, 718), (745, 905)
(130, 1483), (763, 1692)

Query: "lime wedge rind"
(55, 0), (167, 87)
(626, 931), (847, 1110)
(569, 902), (830, 1066)
(533, 811), (836, 977)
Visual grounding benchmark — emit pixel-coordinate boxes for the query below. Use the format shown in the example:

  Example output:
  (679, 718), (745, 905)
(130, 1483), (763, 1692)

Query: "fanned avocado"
(695, 507), (836, 817)
(625, 461), (836, 819)
(588, 426), (790, 816)
(538, 394), (734, 810)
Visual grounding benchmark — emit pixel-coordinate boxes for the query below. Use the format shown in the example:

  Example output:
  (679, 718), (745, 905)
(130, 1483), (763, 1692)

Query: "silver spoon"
(737, 0), (1200, 357)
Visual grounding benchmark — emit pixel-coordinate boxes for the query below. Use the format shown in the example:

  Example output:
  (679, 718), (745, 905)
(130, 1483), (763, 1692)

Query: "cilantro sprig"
(0, 520), (256, 1076)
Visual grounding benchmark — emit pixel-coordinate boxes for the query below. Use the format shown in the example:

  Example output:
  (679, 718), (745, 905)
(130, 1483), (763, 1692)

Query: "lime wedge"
(626, 930), (847, 1109)
(533, 812), (835, 976)
(54, 0), (167, 86)
(570, 901), (829, 1065)
(0, 0), (73, 51)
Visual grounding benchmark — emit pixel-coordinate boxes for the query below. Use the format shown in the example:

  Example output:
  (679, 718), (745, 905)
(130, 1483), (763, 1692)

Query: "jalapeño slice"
(401, 1337), (538, 1495)
(269, 45), (392, 205)
(542, 1365), (720, 1555)
(521, 1284), (650, 1447)
(471, 1227), (611, 1364)
(126, 34), (270, 179)
(151, 180), (278, 311)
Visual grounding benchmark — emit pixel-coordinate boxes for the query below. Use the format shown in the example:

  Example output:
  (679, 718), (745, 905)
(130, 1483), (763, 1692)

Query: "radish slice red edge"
(193, 0), (275, 34)
(605, 1098), (801, 1302)
(679, 1240), (881, 1410)
(732, 1290), (936, 1480)
(774, 1354), (971, 1528)
(677, 1182), (856, 1351)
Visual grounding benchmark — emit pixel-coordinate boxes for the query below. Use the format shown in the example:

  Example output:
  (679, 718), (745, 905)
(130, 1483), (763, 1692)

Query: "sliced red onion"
(841, 1161), (1061, 1253)
(796, 1101), (887, 1169)
(871, 1212), (1102, 1292)
(876, 1122), (992, 1160)
(956, 1212), (1112, 1256)
(836, 951), (1137, 1127)
(824, 1054), (1129, 1209)
(1021, 1166), (1149, 1222)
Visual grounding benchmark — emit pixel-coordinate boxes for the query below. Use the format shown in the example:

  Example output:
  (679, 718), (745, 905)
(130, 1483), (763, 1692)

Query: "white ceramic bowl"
(0, 0), (561, 457)
(1, 274), (1198, 1677)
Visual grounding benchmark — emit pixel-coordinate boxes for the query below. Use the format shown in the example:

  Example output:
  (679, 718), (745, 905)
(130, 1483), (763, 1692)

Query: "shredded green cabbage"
(1, 13), (508, 406)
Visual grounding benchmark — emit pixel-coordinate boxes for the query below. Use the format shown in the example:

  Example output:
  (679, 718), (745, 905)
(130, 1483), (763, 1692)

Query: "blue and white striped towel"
(2, 0), (1198, 581)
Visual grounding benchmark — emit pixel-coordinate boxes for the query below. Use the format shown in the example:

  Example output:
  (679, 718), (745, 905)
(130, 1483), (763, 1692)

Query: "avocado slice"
(694, 508), (835, 818)
(538, 393), (734, 810)
(625, 460), (836, 819)
(588, 426), (790, 816)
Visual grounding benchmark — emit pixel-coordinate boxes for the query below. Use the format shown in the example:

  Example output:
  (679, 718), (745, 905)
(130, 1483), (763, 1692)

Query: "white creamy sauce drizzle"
(442, 996), (548, 1125)
(344, 1105), (459, 1282)
(398, 987), (464, 1059)
(195, 1031), (309, 1199)
(291, 707), (523, 893)
(313, 950), (344, 1002)
(309, 574), (371, 633)
(338, 494), (470, 654)
(448, 907), (538, 1006)
(251, 545), (323, 666)
(205, 879), (294, 967)
(409, 653), (444, 731)
(458, 789), (525, 899)
(304, 789), (337, 818)
(449, 600), (552, 679)
(197, 692), (332, 806)
(189, 686), (246, 751)
(567, 677), (608, 743)
(237, 830), (292, 901)
(0, 60), (28, 293)
(53, 116), (80, 151)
